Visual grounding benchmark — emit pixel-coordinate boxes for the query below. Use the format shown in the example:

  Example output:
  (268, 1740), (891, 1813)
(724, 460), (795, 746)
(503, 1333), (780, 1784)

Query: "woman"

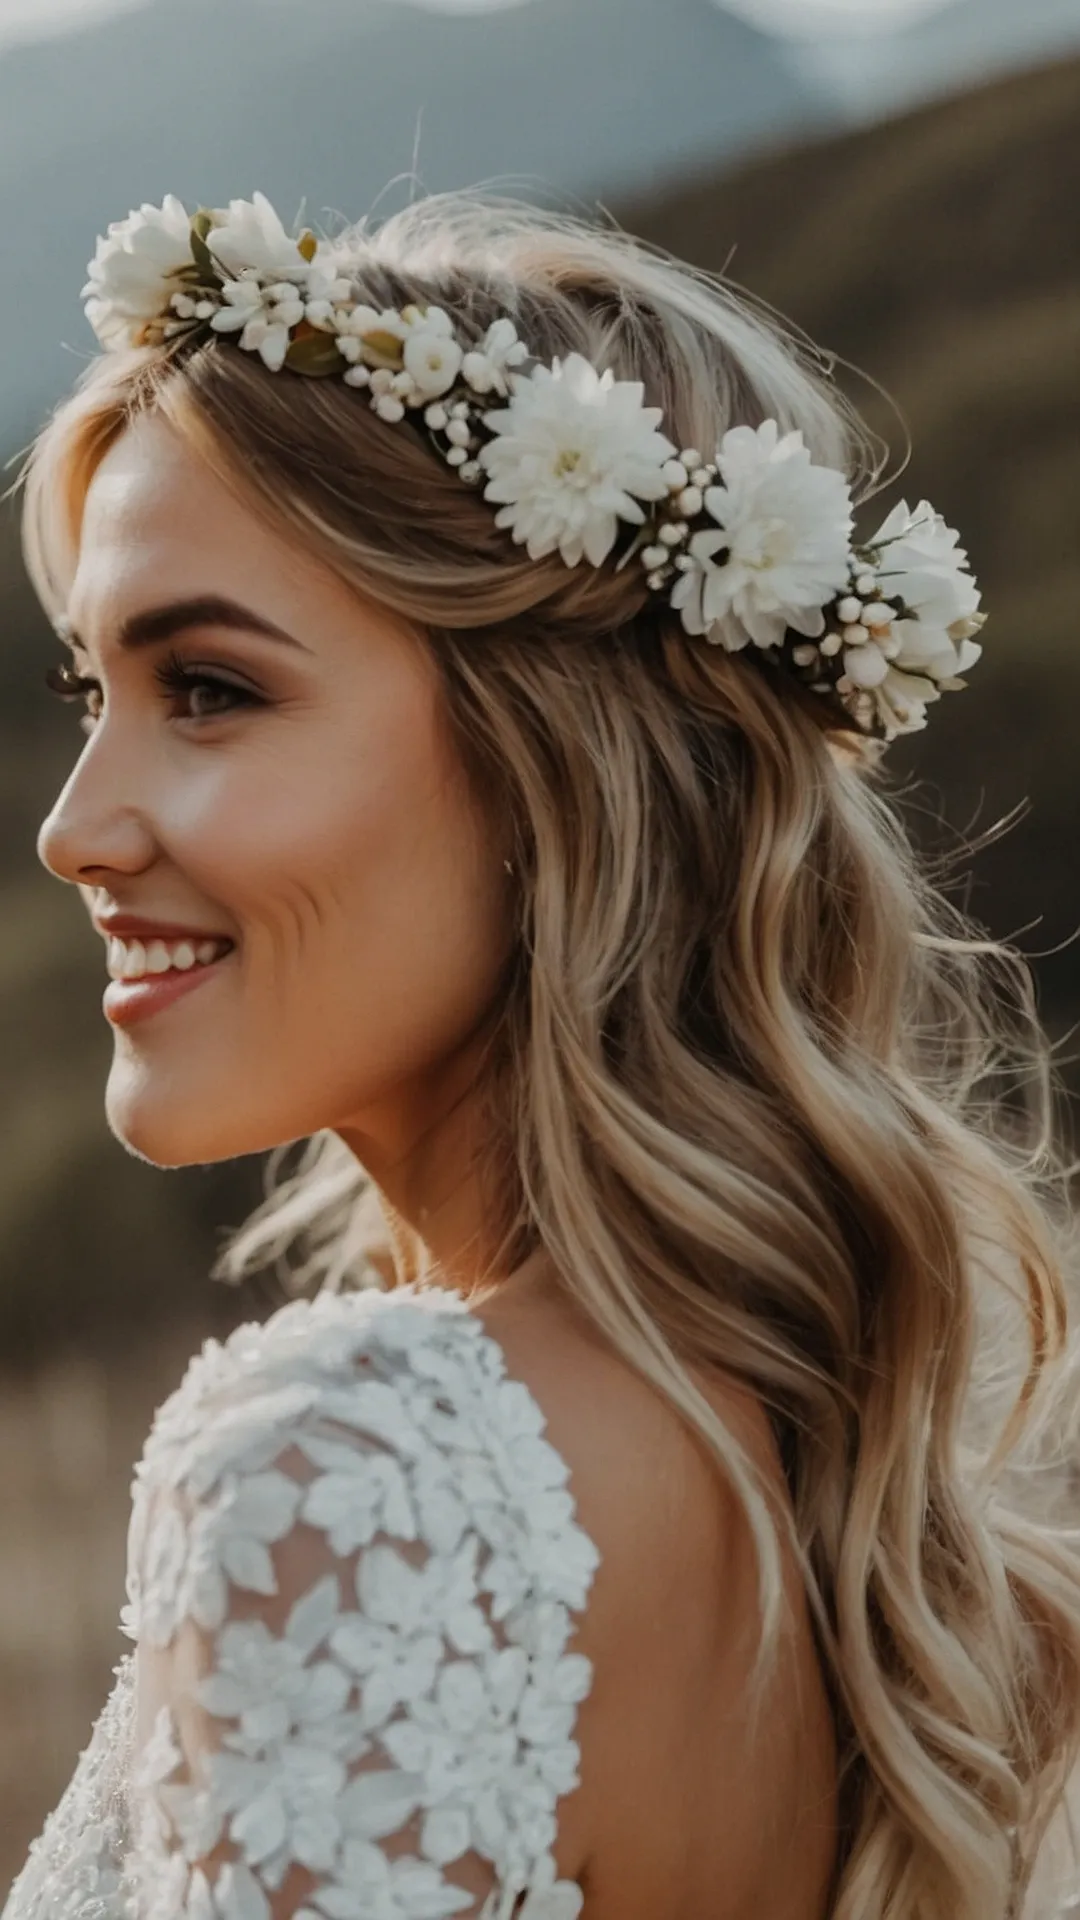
(4, 186), (1080, 1920)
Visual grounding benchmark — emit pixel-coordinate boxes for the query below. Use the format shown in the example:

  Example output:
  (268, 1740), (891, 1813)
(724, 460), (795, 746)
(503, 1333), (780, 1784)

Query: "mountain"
(775, 0), (1080, 123)
(623, 47), (1080, 1025)
(0, 0), (825, 455)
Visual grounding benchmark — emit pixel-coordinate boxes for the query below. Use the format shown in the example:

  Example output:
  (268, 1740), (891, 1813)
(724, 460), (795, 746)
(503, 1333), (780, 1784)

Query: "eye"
(44, 654), (263, 734)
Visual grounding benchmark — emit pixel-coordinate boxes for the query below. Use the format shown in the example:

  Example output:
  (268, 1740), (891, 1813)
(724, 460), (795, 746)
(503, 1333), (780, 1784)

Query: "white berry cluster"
(80, 191), (986, 744)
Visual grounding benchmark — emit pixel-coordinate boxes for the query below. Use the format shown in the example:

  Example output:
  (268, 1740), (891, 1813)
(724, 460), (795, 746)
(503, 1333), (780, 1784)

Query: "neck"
(332, 1018), (518, 1300)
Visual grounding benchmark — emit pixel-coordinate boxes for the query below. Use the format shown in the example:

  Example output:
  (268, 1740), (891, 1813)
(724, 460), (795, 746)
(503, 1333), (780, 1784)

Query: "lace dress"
(2, 1282), (602, 1920)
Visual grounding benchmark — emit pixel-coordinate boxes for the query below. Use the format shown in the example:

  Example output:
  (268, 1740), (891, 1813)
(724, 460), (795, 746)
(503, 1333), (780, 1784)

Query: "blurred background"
(2, 0), (1079, 1887)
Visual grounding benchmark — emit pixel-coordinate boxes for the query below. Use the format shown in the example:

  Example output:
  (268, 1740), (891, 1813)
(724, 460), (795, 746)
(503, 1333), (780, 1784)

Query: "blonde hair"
(15, 187), (1080, 1920)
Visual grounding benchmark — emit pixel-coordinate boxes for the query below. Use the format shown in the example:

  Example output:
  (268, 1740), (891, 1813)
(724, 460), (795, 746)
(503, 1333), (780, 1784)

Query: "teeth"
(107, 936), (232, 982)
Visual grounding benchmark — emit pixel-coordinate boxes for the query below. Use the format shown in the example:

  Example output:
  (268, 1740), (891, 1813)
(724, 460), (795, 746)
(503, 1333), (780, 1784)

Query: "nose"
(36, 748), (157, 887)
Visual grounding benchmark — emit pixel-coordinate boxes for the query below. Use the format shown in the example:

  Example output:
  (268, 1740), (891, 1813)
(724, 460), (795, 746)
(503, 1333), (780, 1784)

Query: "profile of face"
(37, 413), (514, 1172)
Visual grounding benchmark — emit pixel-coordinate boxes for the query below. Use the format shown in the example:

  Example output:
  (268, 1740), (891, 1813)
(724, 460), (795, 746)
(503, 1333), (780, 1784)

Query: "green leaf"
(188, 208), (221, 287)
(283, 329), (347, 377)
(360, 329), (404, 369)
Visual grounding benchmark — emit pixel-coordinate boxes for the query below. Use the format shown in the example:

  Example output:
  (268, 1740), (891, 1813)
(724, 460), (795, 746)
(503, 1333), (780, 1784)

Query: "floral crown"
(79, 191), (986, 744)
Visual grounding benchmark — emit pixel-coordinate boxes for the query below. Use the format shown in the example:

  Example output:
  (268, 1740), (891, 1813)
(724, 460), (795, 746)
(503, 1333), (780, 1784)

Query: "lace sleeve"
(123, 1285), (602, 1920)
(0, 1654), (137, 1920)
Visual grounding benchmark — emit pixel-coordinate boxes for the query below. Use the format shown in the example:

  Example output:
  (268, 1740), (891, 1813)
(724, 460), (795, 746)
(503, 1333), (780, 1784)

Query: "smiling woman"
(5, 185), (1080, 1920)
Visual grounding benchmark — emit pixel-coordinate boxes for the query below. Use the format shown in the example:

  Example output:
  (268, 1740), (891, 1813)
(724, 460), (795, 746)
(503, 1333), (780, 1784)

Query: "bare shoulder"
(474, 1264), (839, 1920)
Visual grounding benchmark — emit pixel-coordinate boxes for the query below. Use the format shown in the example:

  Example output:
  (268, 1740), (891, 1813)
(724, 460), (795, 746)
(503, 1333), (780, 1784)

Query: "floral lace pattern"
(4, 1283), (601, 1920)
(0, 1651), (138, 1919)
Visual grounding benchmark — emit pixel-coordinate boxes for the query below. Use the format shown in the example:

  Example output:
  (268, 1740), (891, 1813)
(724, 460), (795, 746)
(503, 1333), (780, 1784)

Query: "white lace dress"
(1, 1282), (602, 1920)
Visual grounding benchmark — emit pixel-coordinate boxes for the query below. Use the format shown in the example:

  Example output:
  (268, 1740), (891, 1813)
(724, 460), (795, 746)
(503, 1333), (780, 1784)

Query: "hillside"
(627, 49), (1080, 1015)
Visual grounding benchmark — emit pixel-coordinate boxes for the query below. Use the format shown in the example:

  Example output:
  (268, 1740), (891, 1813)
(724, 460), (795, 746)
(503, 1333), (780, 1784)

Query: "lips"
(95, 915), (236, 945)
(102, 945), (235, 1029)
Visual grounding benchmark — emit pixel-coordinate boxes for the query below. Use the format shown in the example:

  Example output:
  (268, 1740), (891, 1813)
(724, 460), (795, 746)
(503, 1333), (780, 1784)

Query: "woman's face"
(37, 412), (514, 1171)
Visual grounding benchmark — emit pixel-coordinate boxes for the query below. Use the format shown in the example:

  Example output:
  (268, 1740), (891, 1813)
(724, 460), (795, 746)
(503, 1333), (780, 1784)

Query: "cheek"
(205, 721), (511, 1071)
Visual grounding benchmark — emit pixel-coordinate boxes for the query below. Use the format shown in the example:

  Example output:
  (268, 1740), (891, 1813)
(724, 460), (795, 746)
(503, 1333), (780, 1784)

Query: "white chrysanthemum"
(862, 498), (985, 684)
(205, 192), (313, 284)
(669, 420), (854, 650)
(477, 353), (678, 567)
(81, 194), (194, 349)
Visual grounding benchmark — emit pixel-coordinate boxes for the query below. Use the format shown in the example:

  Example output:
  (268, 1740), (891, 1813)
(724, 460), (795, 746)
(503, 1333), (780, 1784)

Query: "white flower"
(301, 259), (356, 316)
(205, 192), (314, 284)
(207, 1739), (350, 1878)
(194, 1576), (350, 1754)
(203, 1862), (271, 1920)
(136, 1496), (192, 1648)
(862, 497), (985, 683)
(669, 420), (854, 649)
(209, 276), (308, 373)
(308, 1836), (475, 1919)
(298, 1432), (418, 1555)
(462, 318), (530, 397)
(325, 303), (417, 379)
(328, 1545), (483, 1731)
(858, 663), (938, 740)
(379, 1662), (521, 1859)
(477, 353), (677, 568)
(516, 1858), (586, 1920)
(401, 312), (463, 400)
(326, 302), (391, 364)
(154, 1467), (303, 1635)
(81, 194), (194, 348)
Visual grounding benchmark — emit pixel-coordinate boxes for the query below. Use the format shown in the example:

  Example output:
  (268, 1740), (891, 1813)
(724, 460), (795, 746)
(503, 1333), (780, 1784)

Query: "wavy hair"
(15, 187), (1080, 1920)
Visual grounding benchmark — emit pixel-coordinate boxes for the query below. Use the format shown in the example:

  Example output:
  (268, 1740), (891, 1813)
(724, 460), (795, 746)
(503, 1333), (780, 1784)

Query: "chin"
(103, 1072), (286, 1169)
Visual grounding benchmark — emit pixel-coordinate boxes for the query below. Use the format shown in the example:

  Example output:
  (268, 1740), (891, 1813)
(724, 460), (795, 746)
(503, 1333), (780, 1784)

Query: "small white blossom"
(478, 352), (678, 567)
(402, 331), (463, 399)
(669, 419), (854, 650)
(462, 317), (530, 396)
(208, 276), (307, 373)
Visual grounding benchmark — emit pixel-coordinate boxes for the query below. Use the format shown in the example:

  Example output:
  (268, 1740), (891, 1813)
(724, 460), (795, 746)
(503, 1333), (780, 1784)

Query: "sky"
(0, 0), (960, 54)
(718, 0), (955, 28)
(0, 0), (145, 47)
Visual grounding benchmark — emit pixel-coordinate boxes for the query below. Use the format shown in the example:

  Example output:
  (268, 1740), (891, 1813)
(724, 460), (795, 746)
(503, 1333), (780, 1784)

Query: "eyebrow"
(55, 594), (306, 656)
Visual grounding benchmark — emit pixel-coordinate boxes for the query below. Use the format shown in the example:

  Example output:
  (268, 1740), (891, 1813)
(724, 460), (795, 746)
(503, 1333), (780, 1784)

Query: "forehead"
(71, 413), (312, 625)
(79, 414), (262, 561)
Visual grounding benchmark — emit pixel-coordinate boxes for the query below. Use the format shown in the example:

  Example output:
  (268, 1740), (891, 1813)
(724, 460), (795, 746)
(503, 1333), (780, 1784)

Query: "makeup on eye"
(43, 648), (267, 729)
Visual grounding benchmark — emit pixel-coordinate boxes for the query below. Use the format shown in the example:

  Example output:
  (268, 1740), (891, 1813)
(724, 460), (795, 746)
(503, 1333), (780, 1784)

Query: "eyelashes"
(44, 651), (263, 730)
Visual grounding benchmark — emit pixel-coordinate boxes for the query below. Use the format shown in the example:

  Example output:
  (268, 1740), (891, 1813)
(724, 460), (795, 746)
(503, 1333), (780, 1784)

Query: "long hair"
(16, 187), (1080, 1920)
